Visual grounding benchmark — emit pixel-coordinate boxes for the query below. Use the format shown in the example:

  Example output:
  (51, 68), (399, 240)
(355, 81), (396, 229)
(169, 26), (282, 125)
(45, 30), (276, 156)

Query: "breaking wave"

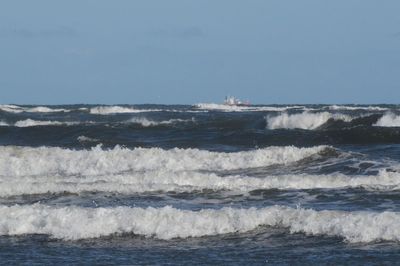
(0, 145), (328, 177)
(13, 119), (80, 127)
(0, 118), (192, 128)
(326, 105), (388, 111)
(266, 112), (352, 130)
(89, 106), (162, 115)
(1, 169), (400, 197)
(77, 135), (100, 143)
(127, 117), (193, 127)
(0, 105), (70, 113)
(373, 113), (400, 127)
(0, 204), (399, 243)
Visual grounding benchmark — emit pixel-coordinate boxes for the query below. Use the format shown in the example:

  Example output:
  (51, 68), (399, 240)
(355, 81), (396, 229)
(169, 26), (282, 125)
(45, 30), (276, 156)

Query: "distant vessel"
(223, 96), (251, 106)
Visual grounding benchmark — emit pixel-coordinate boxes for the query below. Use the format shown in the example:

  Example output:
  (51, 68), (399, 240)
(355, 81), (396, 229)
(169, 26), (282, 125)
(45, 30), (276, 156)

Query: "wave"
(0, 119), (96, 127)
(26, 106), (70, 113)
(0, 105), (70, 113)
(1, 169), (400, 197)
(0, 145), (328, 177)
(373, 113), (400, 127)
(0, 105), (22, 113)
(266, 112), (352, 130)
(326, 105), (388, 111)
(3, 118), (194, 128)
(127, 117), (194, 127)
(195, 103), (306, 112)
(0, 204), (399, 243)
(13, 119), (80, 127)
(89, 106), (162, 115)
(77, 135), (99, 143)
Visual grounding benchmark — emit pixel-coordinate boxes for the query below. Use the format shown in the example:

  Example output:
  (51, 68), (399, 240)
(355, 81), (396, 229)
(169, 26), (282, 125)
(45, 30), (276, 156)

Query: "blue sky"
(1, 0), (399, 104)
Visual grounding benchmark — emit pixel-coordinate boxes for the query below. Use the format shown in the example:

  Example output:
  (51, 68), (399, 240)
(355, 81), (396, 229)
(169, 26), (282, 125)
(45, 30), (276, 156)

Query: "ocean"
(1, 103), (400, 265)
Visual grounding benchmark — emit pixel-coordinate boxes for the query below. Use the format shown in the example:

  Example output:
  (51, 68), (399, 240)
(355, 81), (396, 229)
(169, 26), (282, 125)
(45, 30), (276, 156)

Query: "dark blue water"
(1, 103), (400, 265)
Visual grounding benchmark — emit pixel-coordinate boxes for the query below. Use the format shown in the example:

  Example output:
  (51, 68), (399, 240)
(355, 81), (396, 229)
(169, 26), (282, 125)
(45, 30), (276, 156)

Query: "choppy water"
(1, 103), (400, 265)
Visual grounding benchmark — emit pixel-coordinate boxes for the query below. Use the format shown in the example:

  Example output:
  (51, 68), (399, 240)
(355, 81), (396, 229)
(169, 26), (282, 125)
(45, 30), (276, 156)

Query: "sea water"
(1, 103), (400, 264)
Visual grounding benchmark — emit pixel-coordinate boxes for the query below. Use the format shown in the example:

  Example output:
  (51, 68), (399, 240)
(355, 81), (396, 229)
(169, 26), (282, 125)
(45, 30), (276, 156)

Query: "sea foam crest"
(13, 119), (80, 127)
(127, 117), (193, 127)
(90, 106), (162, 115)
(77, 135), (99, 143)
(0, 145), (327, 177)
(1, 170), (400, 197)
(1, 204), (399, 243)
(0, 105), (70, 113)
(326, 105), (388, 111)
(266, 112), (352, 130)
(0, 119), (91, 127)
(374, 113), (400, 127)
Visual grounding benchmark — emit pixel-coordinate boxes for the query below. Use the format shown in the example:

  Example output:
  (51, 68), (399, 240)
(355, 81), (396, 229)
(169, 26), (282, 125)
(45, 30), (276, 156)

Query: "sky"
(0, 0), (399, 104)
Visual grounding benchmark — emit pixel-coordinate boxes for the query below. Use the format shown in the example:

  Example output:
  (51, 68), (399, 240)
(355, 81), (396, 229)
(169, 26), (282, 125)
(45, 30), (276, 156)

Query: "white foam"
(0, 105), (23, 113)
(0, 121), (9, 126)
(90, 106), (162, 115)
(127, 117), (193, 127)
(195, 103), (306, 112)
(0, 204), (399, 242)
(327, 105), (388, 111)
(77, 136), (99, 143)
(1, 169), (400, 197)
(0, 105), (69, 113)
(26, 106), (70, 113)
(14, 119), (79, 127)
(0, 145), (327, 177)
(266, 112), (352, 130)
(373, 113), (400, 127)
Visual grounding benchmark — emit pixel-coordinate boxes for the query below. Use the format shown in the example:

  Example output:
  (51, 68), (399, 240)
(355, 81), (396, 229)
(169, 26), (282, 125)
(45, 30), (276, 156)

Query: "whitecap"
(127, 117), (193, 127)
(0, 105), (70, 113)
(326, 105), (388, 111)
(266, 112), (352, 130)
(14, 119), (79, 127)
(0, 204), (399, 243)
(0, 145), (328, 177)
(1, 169), (400, 197)
(0, 121), (9, 126)
(77, 135), (99, 143)
(89, 106), (162, 115)
(373, 113), (400, 127)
